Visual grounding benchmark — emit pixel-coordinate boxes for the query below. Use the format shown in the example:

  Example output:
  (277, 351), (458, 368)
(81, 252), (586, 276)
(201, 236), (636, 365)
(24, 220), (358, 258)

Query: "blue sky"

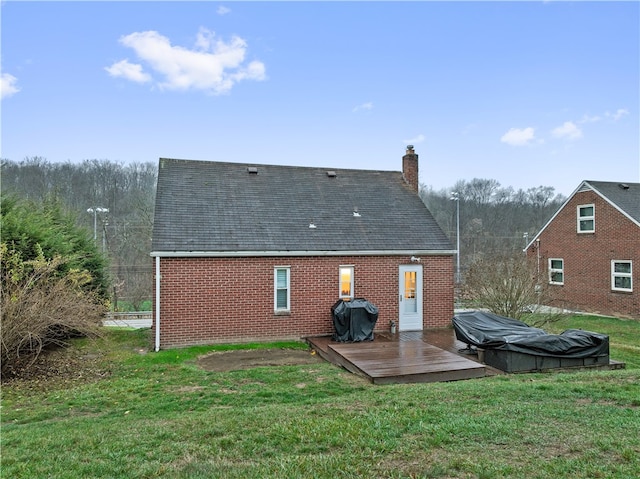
(2, 1), (638, 196)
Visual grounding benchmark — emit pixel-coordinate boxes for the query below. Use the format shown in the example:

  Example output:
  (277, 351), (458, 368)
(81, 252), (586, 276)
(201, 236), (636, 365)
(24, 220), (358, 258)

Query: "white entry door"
(399, 265), (423, 331)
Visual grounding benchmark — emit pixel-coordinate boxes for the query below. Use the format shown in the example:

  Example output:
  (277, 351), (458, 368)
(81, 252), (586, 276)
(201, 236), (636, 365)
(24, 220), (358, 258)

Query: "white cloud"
(551, 121), (582, 140)
(606, 108), (629, 121)
(403, 134), (425, 145)
(217, 6), (231, 15)
(500, 127), (535, 146)
(576, 108), (628, 124)
(352, 102), (373, 112)
(1, 73), (20, 99)
(105, 59), (151, 83)
(578, 114), (601, 124)
(107, 28), (266, 95)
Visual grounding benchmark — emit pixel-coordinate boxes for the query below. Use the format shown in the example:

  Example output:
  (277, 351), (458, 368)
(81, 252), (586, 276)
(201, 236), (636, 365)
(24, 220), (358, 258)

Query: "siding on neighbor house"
(152, 255), (454, 349)
(528, 189), (639, 318)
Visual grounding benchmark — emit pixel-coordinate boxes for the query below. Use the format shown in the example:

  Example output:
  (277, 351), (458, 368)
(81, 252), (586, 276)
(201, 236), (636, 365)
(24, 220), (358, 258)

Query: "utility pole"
(87, 207), (109, 248)
(450, 192), (460, 283)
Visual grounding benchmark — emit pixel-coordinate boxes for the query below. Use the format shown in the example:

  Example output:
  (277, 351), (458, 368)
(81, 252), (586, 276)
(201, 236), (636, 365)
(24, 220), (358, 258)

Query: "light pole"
(87, 207), (109, 246)
(450, 192), (460, 283)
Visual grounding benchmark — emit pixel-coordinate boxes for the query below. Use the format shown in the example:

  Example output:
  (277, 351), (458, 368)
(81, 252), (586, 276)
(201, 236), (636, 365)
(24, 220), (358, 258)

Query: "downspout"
(535, 238), (542, 298)
(155, 255), (161, 352)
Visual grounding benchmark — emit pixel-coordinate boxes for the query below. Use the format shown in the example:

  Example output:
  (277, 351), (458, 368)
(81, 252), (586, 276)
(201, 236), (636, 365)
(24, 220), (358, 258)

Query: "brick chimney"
(402, 145), (419, 192)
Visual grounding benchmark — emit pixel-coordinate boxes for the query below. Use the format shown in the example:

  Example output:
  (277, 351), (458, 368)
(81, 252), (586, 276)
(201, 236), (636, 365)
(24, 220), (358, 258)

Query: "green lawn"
(2, 316), (639, 479)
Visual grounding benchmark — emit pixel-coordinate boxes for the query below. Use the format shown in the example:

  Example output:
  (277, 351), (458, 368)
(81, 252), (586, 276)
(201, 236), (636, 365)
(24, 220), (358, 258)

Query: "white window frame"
(274, 266), (291, 312)
(549, 258), (564, 285)
(339, 265), (354, 300)
(577, 204), (595, 233)
(611, 260), (632, 292)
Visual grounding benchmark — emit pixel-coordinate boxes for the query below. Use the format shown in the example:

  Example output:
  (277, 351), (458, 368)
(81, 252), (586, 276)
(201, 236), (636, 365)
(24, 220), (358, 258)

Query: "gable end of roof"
(524, 180), (640, 250)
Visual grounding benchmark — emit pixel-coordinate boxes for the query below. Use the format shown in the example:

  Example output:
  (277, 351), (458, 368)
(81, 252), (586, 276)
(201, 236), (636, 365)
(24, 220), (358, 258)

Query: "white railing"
(104, 311), (152, 328)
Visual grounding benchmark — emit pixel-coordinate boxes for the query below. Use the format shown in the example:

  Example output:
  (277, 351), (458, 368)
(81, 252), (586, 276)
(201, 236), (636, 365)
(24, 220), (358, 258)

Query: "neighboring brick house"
(150, 146), (455, 350)
(525, 180), (639, 319)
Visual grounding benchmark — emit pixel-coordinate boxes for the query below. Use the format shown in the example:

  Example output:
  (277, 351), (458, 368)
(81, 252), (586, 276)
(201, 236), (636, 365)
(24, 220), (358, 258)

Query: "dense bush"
(1, 196), (109, 296)
(1, 196), (109, 376)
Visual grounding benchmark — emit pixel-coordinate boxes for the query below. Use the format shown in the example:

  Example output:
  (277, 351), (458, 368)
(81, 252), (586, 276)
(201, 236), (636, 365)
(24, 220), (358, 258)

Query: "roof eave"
(150, 249), (456, 258)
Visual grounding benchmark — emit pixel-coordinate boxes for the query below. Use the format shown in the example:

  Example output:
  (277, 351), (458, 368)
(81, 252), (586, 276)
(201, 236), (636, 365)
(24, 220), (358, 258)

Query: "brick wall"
(527, 190), (639, 318)
(152, 254), (454, 348)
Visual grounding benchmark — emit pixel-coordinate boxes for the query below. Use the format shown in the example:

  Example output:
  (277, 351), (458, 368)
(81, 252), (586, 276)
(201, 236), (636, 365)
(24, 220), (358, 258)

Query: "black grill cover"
(452, 311), (609, 358)
(331, 299), (379, 342)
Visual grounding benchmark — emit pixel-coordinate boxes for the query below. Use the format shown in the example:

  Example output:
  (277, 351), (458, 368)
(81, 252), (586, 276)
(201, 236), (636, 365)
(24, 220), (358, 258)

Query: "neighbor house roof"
(525, 180), (640, 250)
(151, 158), (453, 256)
(584, 180), (640, 224)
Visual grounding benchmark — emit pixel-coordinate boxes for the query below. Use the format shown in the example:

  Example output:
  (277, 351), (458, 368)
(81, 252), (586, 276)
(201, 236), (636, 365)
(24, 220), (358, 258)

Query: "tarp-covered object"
(332, 299), (379, 342)
(452, 311), (609, 359)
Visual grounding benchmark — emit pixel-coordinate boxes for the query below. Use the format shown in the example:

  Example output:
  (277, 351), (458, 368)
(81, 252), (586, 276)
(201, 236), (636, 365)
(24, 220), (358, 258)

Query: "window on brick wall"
(549, 258), (564, 285)
(339, 266), (354, 300)
(577, 204), (595, 233)
(612, 260), (632, 292)
(274, 267), (290, 312)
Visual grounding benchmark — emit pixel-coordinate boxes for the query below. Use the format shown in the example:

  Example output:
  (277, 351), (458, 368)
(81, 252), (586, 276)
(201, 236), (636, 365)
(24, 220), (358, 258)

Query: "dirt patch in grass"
(1, 344), (112, 392)
(197, 348), (324, 372)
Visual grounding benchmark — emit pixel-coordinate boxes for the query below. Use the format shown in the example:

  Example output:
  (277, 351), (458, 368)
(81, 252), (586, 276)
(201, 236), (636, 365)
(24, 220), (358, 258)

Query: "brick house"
(150, 147), (455, 350)
(525, 180), (639, 319)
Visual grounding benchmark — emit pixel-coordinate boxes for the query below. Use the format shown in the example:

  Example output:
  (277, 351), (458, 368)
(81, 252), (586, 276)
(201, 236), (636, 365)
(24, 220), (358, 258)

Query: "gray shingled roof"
(585, 180), (640, 224)
(151, 158), (453, 254)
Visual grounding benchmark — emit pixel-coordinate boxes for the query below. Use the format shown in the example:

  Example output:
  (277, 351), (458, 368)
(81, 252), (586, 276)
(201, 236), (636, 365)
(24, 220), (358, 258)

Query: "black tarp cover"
(331, 299), (379, 342)
(452, 311), (609, 358)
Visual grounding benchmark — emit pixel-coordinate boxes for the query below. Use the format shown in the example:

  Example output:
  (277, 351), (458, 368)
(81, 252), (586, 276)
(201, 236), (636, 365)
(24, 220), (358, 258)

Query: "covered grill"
(331, 299), (379, 342)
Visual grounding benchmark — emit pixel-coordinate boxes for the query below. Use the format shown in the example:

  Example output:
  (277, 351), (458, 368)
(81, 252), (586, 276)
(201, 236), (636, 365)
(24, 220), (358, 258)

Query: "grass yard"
(2, 315), (639, 479)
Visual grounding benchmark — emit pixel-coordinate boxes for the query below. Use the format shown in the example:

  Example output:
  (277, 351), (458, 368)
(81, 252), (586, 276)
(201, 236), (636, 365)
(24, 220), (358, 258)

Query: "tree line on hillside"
(420, 178), (566, 275)
(1, 158), (566, 307)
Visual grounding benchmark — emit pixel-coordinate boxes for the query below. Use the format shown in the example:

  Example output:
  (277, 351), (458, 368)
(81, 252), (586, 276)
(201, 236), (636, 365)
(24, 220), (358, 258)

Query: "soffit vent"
(247, 167), (258, 175)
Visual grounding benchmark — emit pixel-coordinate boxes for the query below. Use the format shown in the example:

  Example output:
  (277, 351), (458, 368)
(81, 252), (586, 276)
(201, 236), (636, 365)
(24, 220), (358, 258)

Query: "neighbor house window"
(549, 258), (564, 285)
(274, 267), (290, 312)
(577, 204), (595, 233)
(339, 266), (354, 300)
(612, 261), (632, 292)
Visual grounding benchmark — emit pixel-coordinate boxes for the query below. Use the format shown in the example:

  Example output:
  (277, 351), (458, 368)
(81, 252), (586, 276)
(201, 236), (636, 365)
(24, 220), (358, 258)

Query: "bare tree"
(461, 178), (501, 205)
(462, 251), (566, 325)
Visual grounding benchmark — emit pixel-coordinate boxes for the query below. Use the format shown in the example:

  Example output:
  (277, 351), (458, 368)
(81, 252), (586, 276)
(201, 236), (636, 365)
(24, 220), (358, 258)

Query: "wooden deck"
(306, 330), (488, 385)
